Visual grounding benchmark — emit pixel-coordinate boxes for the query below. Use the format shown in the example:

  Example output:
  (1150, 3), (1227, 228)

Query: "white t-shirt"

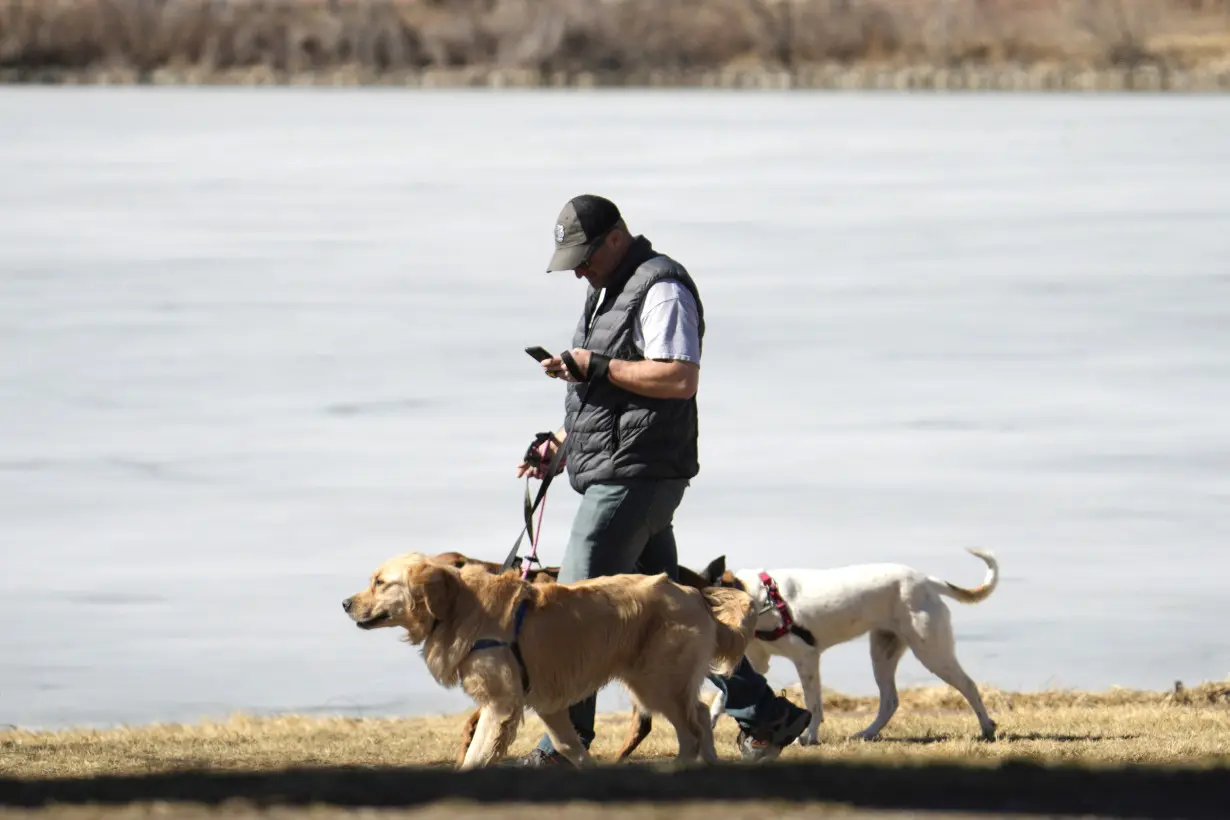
(590, 281), (701, 366)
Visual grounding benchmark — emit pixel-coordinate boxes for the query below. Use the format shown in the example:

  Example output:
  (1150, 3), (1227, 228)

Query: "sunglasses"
(574, 230), (611, 273)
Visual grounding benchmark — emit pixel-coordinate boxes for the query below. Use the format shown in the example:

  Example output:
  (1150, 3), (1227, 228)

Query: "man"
(513, 193), (811, 765)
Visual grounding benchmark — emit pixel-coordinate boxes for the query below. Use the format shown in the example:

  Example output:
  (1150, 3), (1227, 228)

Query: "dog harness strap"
(755, 571), (817, 647)
(469, 599), (532, 692)
(509, 598), (531, 692)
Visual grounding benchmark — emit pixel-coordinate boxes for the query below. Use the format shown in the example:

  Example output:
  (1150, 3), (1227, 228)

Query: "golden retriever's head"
(342, 552), (459, 643)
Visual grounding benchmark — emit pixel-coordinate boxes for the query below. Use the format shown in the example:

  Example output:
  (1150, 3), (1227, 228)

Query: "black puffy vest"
(562, 236), (706, 494)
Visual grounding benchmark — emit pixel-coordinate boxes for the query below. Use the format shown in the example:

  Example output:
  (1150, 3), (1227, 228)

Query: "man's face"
(573, 231), (618, 288)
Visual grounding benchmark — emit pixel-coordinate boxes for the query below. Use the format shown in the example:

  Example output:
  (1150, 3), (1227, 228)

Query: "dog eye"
(373, 578), (384, 588)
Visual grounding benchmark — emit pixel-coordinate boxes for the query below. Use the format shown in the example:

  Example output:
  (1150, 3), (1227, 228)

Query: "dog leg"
(904, 607), (997, 741)
(625, 673), (708, 767)
(696, 700), (719, 764)
(456, 708), (482, 767)
(708, 686), (727, 728)
(669, 701), (703, 765)
(490, 707), (522, 761)
(852, 630), (907, 741)
(659, 692), (708, 767)
(794, 649), (824, 745)
(459, 704), (516, 770)
(538, 708), (596, 767)
(615, 706), (654, 762)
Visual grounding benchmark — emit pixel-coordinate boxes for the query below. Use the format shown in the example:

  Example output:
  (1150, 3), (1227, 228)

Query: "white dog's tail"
(702, 586), (758, 676)
(935, 548), (999, 604)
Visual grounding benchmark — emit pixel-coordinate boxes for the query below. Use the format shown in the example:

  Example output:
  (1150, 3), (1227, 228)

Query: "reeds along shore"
(3, 0), (1230, 89)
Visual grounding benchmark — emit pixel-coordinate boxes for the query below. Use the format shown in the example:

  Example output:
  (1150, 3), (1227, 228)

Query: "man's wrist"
(588, 352), (611, 382)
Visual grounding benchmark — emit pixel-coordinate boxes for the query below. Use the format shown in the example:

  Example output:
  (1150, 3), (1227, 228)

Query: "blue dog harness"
(470, 598), (532, 693)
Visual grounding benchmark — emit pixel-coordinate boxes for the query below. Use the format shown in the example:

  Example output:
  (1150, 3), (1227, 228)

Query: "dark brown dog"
(429, 550), (723, 765)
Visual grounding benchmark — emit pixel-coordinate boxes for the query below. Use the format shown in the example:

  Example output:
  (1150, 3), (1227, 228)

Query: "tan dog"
(342, 551), (756, 769)
(431, 551), (719, 765)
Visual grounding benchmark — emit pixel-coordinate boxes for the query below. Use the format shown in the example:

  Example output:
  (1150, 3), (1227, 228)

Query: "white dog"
(699, 549), (1000, 745)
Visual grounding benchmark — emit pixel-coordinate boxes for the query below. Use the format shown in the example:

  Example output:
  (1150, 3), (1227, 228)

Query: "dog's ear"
(406, 563), (458, 622)
(701, 555), (726, 585)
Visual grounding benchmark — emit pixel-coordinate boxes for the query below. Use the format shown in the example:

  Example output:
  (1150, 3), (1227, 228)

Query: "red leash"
(522, 480), (548, 580)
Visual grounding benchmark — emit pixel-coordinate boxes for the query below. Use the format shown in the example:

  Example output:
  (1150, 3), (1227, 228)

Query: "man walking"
(514, 194), (810, 765)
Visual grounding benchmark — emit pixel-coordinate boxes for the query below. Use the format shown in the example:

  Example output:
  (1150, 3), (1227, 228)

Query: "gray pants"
(534, 477), (778, 755)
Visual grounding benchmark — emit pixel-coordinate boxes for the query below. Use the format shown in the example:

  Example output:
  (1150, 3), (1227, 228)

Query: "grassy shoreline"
(2, 682), (1228, 818)
(6, 61), (1230, 91)
(4, 0), (1230, 91)
(4, 681), (1228, 778)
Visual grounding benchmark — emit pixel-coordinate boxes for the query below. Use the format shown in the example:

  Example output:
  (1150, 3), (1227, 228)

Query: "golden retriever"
(342, 551), (756, 769)
(429, 550), (722, 765)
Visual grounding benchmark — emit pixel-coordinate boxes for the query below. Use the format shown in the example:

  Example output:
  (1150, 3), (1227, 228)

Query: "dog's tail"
(935, 548), (999, 604)
(702, 586), (757, 676)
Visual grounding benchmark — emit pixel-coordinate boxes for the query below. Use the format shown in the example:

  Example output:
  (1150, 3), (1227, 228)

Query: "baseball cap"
(546, 194), (622, 273)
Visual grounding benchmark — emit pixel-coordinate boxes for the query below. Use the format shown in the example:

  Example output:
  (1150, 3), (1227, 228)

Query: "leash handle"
(559, 350), (586, 382)
(501, 432), (568, 573)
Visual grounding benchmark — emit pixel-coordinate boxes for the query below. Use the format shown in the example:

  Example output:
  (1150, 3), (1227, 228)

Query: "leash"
(501, 432), (568, 576)
(521, 477), (549, 581)
(756, 571), (817, 647)
(501, 346), (596, 577)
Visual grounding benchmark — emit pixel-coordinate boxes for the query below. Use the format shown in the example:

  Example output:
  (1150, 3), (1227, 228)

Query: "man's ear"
(701, 555), (726, 585)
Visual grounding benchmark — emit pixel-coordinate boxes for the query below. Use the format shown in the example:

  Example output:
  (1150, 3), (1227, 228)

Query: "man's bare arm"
(543, 349), (699, 401)
(606, 358), (699, 400)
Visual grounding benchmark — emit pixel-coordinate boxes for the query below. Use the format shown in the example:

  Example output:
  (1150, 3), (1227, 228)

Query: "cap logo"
(554, 223), (565, 244)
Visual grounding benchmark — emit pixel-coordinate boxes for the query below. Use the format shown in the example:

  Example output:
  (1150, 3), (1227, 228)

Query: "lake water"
(2, 88), (1228, 732)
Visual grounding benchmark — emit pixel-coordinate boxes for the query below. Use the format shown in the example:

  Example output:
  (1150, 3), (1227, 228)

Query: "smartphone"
(524, 346), (553, 362)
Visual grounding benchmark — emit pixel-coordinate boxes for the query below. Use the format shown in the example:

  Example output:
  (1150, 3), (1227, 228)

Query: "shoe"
(737, 698), (811, 763)
(512, 747), (574, 768)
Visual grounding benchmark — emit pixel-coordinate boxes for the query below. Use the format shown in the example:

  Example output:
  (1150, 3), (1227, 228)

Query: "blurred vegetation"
(2, 0), (1229, 80)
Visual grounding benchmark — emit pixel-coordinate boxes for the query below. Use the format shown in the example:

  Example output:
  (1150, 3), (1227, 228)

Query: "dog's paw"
(797, 733), (821, 747)
(848, 730), (880, 742)
(980, 722), (999, 742)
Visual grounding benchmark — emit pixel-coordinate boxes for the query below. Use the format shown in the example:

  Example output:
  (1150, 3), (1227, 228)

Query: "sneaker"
(737, 698), (811, 763)
(512, 747), (574, 768)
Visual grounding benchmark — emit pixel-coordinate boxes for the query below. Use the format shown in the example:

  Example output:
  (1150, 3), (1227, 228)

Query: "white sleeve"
(637, 280), (701, 365)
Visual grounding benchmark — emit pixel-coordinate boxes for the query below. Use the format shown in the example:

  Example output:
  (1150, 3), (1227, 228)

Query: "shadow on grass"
(873, 733), (1141, 744)
(2, 759), (1228, 819)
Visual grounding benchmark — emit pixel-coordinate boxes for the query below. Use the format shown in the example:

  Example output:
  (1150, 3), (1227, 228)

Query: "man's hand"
(516, 428), (567, 479)
(543, 349), (590, 383)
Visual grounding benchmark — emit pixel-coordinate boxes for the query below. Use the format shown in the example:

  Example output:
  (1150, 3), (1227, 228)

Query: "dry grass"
(2, 683), (1229, 819)
(4, 681), (1229, 779)
(2, 0), (1230, 81)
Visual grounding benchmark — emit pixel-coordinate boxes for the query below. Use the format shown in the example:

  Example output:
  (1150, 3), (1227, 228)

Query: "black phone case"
(525, 346), (552, 362)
